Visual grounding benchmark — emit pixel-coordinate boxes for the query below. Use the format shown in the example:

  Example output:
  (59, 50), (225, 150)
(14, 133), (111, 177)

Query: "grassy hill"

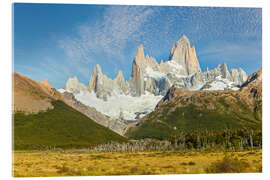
(13, 100), (127, 150)
(126, 70), (262, 140)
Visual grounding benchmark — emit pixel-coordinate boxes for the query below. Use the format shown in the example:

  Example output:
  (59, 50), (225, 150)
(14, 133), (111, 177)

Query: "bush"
(206, 154), (251, 173)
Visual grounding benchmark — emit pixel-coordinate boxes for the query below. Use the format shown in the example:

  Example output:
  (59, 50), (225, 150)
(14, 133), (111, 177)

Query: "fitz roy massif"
(57, 35), (249, 135)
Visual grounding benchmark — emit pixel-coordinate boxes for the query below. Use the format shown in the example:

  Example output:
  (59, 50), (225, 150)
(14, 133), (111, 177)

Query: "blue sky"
(13, 3), (262, 88)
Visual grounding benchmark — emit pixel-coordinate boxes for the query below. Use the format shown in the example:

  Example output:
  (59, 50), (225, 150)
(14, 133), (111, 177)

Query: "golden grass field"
(13, 149), (262, 177)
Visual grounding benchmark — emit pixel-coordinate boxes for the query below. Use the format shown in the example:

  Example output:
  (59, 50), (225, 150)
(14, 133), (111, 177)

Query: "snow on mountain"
(74, 91), (163, 121)
(145, 66), (166, 80)
(201, 76), (239, 91)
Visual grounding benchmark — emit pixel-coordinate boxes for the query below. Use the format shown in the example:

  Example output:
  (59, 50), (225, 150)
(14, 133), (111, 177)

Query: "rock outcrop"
(40, 78), (52, 89)
(64, 76), (89, 93)
(169, 35), (201, 75)
(88, 64), (129, 100)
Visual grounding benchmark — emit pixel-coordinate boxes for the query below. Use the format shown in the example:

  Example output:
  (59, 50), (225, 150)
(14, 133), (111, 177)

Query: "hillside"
(13, 72), (127, 150)
(13, 72), (66, 113)
(126, 69), (262, 140)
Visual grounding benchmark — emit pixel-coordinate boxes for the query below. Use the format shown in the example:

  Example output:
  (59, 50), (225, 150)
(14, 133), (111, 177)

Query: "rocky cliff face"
(64, 76), (89, 93)
(88, 64), (129, 100)
(169, 35), (201, 75)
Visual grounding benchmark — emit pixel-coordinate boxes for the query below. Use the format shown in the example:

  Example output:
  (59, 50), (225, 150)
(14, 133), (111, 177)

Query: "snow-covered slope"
(59, 89), (163, 121)
(201, 76), (239, 91)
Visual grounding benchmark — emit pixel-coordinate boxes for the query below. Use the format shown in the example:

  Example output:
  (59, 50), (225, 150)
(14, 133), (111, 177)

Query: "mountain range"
(63, 35), (248, 99)
(59, 35), (249, 134)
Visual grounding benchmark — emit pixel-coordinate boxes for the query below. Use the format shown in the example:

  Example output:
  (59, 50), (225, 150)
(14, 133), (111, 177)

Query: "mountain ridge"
(63, 35), (248, 99)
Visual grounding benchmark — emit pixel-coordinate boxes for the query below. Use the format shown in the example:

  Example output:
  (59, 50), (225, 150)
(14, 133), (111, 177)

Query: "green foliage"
(13, 100), (127, 150)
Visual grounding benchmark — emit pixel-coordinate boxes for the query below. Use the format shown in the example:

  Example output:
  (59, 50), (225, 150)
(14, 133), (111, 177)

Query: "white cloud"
(59, 6), (157, 63)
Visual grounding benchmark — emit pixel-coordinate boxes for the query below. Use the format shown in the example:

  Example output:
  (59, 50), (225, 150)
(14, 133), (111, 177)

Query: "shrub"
(206, 154), (251, 173)
(188, 161), (196, 166)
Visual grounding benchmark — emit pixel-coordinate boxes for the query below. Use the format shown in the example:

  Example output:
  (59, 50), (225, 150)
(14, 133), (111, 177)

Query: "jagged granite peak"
(176, 34), (190, 45)
(169, 35), (201, 76)
(95, 64), (103, 74)
(220, 63), (232, 79)
(135, 44), (145, 61)
(231, 68), (248, 86)
(64, 76), (89, 93)
(116, 70), (124, 80)
(130, 59), (145, 96)
(88, 64), (130, 100)
(89, 64), (103, 91)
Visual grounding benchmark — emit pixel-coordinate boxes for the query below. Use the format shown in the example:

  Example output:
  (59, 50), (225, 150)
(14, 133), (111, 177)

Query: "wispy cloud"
(59, 6), (158, 63)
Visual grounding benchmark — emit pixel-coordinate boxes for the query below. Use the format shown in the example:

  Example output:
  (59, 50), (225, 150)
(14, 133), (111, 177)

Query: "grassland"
(13, 149), (262, 177)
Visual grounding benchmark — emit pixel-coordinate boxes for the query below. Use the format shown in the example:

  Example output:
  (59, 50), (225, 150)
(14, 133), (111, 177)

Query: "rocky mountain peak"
(40, 78), (52, 89)
(64, 76), (88, 93)
(169, 35), (201, 75)
(135, 44), (145, 61)
(176, 34), (190, 46)
(115, 70), (125, 82)
(94, 64), (103, 74)
(220, 63), (231, 79)
(221, 62), (227, 69)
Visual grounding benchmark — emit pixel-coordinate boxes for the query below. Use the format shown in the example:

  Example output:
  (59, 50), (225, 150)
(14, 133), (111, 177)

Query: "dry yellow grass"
(13, 149), (262, 177)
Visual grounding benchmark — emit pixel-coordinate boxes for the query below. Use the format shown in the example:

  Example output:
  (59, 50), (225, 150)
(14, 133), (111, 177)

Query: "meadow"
(13, 149), (262, 177)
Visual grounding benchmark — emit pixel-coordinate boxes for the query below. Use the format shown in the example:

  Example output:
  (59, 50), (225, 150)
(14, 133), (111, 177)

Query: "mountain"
(61, 35), (248, 123)
(125, 69), (262, 140)
(168, 35), (201, 75)
(13, 72), (127, 150)
(88, 64), (129, 101)
(63, 76), (89, 94)
(13, 72), (66, 113)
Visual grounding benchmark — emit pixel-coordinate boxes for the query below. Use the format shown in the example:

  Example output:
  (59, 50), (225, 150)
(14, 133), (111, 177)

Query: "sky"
(13, 3), (262, 88)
